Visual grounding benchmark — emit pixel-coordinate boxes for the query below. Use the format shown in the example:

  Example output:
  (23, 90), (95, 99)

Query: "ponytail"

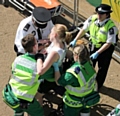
(64, 32), (72, 45)
(53, 24), (72, 45)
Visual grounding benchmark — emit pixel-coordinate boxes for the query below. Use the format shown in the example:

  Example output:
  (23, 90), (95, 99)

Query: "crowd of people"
(2, 3), (119, 116)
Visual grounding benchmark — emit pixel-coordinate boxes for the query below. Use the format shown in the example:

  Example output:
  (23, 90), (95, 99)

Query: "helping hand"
(90, 52), (99, 60)
(53, 62), (59, 71)
(69, 39), (77, 47)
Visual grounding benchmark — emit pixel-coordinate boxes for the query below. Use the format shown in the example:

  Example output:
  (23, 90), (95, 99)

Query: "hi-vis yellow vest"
(9, 54), (39, 102)
(89, 15), (116, 48)
(63, 61), (96, 107)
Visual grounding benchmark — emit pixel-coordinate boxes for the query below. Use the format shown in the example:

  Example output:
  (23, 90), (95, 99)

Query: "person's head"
(21, 34), (38, 54)
(95, 4), (112, 21)
(73, 44), (90, 64)
(32, 7), (51, 29)
(49, 24), (72, 44)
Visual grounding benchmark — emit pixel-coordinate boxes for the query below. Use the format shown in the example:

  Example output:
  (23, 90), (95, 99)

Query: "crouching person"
(54, 44), (100, 116)
(2, 34), (44, 116)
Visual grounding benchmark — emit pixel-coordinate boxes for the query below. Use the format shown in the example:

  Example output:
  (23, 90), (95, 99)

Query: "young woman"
(35, 24), (72, 106)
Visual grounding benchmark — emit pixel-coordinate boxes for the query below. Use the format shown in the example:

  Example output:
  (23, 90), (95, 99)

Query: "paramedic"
(2, 34), (45, 116)
(55, 44), (99, 116)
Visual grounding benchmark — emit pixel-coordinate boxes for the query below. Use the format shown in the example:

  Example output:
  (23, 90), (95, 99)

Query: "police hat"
(32, 7), (51, 24)
(95, 4), (112, 14)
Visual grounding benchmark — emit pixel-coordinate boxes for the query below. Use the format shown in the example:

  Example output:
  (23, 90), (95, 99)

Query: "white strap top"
(46, 42), (67, 66)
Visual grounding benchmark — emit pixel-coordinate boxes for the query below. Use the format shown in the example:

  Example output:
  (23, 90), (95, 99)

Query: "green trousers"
(14, 98), (44, 116)
(2, 84), (44, 116)
(63, 103), (90, 116)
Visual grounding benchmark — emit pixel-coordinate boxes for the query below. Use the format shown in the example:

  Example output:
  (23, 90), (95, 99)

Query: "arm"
(97, 26), (117, 54)
(90, 43), (112, 60)
(52, 62), (61, 84)
(70, 28), (86, 47)
(37, 59), (43, 74)
(70, 16), (92, 46)
(37, 50), (59, 75)
(90, 26), (117, 59)
(74, 28), (86, 41)
(35, 53), (44, 75)
(57, 72), (76, 86)
(75, 16), (93, 41)
(14, 23), (28, 53)
(90, 42), (112, 60)
(97, 43), (112, 54)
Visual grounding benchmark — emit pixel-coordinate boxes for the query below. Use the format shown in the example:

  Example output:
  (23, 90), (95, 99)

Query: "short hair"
(21, 34), (36, 53)
(73, 44), (90, 63)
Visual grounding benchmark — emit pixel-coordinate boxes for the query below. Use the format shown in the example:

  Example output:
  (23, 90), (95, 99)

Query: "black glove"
(35, 53), (44, 61)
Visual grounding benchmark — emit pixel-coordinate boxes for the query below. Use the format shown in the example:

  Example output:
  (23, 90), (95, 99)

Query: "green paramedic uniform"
(58, 61), (99, 116)
(2, 53), (44, 116)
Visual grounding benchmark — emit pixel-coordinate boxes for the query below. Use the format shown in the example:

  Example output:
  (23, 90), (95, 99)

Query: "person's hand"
(35, 53), (44, 61)
(53, 62), (59, 71)
(69, 39), (77, 47)
(90, 52), (99, 60)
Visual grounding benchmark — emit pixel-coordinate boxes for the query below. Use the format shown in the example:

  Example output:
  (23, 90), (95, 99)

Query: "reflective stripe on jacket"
(9, 54), (39, 102)
(89, 15), (115, 48)
(63, 61), (96, 107)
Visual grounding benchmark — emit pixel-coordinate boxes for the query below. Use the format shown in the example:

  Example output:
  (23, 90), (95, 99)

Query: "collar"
(95, 18), (110, 27)
(25, 52), (35, 58)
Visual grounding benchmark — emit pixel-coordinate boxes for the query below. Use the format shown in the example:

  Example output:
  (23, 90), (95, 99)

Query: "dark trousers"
(38, 80), (65, 96)
(90, 45), (114, 90)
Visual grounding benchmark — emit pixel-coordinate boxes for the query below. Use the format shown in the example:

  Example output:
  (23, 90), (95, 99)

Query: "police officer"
(70, 4), (118, 90)
(14, 7), (54, 56)
(54, 44), (99, 116)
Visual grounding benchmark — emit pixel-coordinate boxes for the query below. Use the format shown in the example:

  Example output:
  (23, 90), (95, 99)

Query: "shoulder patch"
(109, 28), (114, 35)
(23, 24), (30, 32)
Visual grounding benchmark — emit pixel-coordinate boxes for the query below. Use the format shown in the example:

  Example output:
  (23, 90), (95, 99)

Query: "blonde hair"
(73, 44), (90, 63)
(53, 24), (72, 44)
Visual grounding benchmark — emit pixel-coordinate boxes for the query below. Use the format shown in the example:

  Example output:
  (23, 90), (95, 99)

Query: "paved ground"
(0, 1), (120, 116)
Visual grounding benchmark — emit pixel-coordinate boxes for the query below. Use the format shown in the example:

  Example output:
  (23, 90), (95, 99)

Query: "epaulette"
(23, 24), (30, 32)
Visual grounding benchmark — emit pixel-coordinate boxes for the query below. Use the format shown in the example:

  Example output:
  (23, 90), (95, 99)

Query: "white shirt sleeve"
(106, 26), (118, 44)
(83, 16), (93, 32)
(14, 16), (33, 53)
(14, 22), (27, 53)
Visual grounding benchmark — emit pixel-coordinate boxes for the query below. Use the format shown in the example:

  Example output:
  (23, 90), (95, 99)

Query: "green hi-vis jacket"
(63, 61), (96, 108)
(89, 15), (116, 48)
(9, 53), (40, 102)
